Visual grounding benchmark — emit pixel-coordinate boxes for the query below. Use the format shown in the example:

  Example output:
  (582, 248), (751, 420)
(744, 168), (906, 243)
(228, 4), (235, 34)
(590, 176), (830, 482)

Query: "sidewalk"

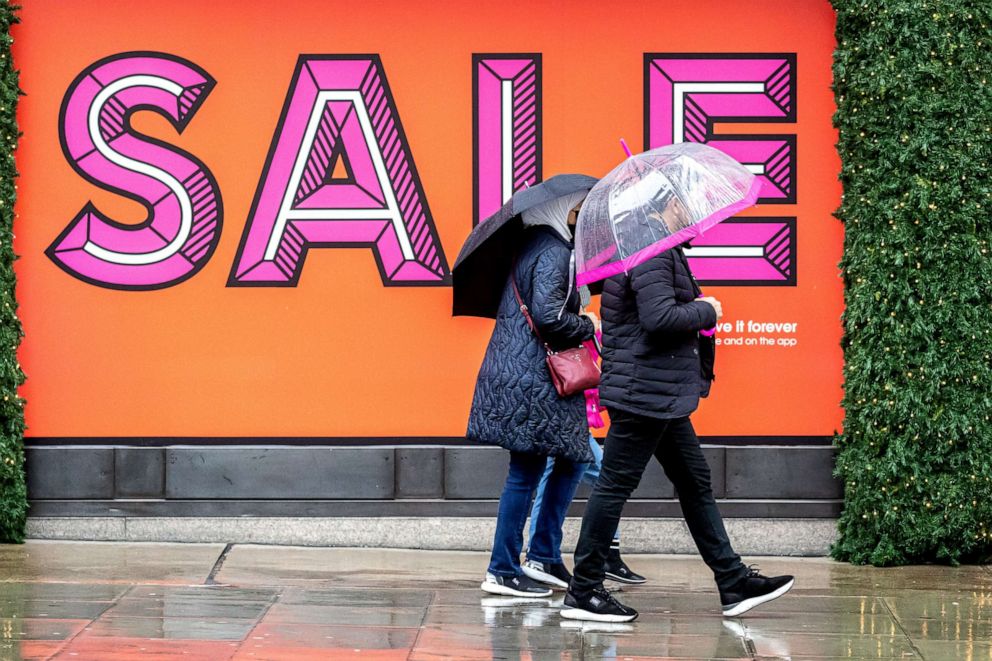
(1, 541), (990, 659)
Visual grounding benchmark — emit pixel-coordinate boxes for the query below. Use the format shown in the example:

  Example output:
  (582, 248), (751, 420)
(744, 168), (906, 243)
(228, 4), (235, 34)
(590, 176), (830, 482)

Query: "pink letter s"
(49, 52), (221, 290)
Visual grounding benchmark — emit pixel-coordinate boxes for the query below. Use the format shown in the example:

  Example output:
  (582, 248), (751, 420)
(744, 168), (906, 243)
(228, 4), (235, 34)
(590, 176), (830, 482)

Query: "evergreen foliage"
(831, 0), (992, 565)
(0, 1), (25, 544)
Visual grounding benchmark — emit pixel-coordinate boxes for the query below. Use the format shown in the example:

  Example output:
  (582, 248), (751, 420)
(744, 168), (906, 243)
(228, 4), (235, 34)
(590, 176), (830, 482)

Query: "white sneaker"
(480, 572), (553, 598)
(521, 559), (571, 589)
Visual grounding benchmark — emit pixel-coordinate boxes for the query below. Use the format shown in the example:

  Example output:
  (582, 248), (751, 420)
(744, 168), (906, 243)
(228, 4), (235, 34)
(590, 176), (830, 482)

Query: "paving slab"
(234, 622), (418, 659)
(214, 545), (486, 587)
(53, 637), (241, 660)
(78, 615), (257, 640)
(261, 602), (427, 627)
(278, 586), (433, 608)
(0, 540), (225, 584)
(582, 630), (751, 658)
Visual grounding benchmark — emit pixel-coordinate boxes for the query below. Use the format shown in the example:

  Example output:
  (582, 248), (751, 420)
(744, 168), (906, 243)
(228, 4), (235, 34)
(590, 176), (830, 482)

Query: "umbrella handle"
(697, 294), (717, 336)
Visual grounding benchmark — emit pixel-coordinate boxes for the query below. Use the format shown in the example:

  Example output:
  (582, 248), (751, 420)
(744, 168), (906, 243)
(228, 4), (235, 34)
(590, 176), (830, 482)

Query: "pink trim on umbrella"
(583, 244), (619, 270)
(576, 178), (762, 286)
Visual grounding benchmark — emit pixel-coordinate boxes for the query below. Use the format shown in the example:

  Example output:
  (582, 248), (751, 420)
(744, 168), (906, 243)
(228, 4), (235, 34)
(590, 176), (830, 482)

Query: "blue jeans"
(529, 435), (621, 547)
(488, 451), (584, 577)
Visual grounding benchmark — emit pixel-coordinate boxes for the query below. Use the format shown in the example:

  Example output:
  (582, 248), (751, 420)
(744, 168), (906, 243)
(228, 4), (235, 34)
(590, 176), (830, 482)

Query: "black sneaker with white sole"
(720, 566), (795, 616)
(481, 572), (553, 598)
(560, 587), (638, 623)
(522, 559), (572, 589)
(604, 551), (647, 585)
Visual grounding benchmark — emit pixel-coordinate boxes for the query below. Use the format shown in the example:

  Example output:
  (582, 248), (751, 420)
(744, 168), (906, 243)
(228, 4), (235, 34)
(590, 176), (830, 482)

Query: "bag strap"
(510, 260), (552, 353)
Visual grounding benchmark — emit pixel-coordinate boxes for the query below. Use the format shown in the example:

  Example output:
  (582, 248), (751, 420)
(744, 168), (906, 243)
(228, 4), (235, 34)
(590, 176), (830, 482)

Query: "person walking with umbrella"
(561, 143), (795, 622)
(454, 176), (600, 597)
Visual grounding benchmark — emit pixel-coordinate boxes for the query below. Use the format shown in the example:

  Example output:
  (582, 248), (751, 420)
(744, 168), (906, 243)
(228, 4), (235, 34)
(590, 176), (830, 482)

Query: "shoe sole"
(722, 578), (795, 617)
(521, 564), (570, 589)
(480, 581), (553, 598)
(560, 607), (638, 623)
(605, 571), (647, 585)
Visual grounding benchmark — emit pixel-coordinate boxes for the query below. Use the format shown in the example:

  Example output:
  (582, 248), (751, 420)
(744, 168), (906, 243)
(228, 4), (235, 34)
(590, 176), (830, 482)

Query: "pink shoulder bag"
(510, 270), (601, 398)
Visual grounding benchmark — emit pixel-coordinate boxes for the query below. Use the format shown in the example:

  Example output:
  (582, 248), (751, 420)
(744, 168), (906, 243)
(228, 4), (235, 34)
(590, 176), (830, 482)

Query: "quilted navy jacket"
(599, 247), (717, 420)
(467, 226), (595, 463)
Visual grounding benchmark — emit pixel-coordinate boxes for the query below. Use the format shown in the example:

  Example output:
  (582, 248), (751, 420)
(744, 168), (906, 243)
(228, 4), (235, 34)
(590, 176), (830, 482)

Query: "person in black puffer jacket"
(562, 246), (795, 624)
(598, 247), (715, 417)
(468, 195), (597, 598)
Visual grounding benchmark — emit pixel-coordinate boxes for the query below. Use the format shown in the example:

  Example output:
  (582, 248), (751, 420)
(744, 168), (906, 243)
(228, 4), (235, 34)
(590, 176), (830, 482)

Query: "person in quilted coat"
(468, 191), (598, 598)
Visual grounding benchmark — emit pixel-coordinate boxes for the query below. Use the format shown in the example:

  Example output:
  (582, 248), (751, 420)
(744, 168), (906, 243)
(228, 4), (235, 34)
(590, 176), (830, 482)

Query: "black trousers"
(571, 409), (748, 593)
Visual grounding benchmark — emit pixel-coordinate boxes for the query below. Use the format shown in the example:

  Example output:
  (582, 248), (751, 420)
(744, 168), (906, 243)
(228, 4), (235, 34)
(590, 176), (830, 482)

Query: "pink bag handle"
(583, 330), (605, 428)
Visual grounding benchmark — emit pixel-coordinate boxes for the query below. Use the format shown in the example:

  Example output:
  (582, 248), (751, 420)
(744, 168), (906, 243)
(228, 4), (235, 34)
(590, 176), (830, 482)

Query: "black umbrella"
(452, 174), (598, 318)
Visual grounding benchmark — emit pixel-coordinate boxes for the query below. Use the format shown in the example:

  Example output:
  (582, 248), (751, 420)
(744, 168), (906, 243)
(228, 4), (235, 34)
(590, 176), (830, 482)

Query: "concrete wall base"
(27, 516), (837, 556)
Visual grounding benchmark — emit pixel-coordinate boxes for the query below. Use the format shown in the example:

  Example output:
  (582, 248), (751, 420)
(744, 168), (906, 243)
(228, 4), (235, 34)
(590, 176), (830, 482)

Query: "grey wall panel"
(703, 447), (727, 499)
(443, 447), (509, 499)
(164, 447), (395, 499)
(725, 446), (842, 499)
(26, 447), (114, 499)
(630, 460), (676, 499)
(395, 447), (444, 498)
(114, 448), (165, 498)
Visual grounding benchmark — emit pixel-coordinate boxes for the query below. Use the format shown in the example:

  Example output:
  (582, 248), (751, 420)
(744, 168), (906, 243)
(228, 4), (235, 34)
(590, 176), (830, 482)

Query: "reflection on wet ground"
(1, 541), (991, 659)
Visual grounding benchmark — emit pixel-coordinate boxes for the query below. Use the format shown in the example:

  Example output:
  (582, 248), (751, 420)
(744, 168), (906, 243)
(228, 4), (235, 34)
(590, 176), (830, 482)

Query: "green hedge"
(0, 1), (24, 544)
(831, 1), (992, 565)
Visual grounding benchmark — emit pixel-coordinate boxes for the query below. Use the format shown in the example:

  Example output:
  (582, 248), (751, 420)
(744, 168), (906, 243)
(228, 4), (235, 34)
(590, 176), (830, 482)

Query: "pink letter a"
(229, 55), (449, 286)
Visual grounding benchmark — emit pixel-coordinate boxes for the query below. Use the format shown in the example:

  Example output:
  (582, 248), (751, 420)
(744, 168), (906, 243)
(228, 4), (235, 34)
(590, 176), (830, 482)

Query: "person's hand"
(699, 296), (723, 321)
(582, 309), (602, 333)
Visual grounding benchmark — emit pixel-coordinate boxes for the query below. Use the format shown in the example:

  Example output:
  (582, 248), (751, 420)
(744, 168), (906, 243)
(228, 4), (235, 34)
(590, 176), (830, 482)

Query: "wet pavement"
(0, 541), (990, 659)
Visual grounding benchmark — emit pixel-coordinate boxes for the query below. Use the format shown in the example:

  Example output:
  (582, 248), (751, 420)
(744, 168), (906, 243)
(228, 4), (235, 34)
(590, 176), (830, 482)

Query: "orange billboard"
(12, 0), (842, 440)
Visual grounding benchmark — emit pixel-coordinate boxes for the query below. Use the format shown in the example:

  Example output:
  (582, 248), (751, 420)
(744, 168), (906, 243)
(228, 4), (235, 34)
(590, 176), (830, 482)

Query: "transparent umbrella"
(575, 142), (761, 286)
